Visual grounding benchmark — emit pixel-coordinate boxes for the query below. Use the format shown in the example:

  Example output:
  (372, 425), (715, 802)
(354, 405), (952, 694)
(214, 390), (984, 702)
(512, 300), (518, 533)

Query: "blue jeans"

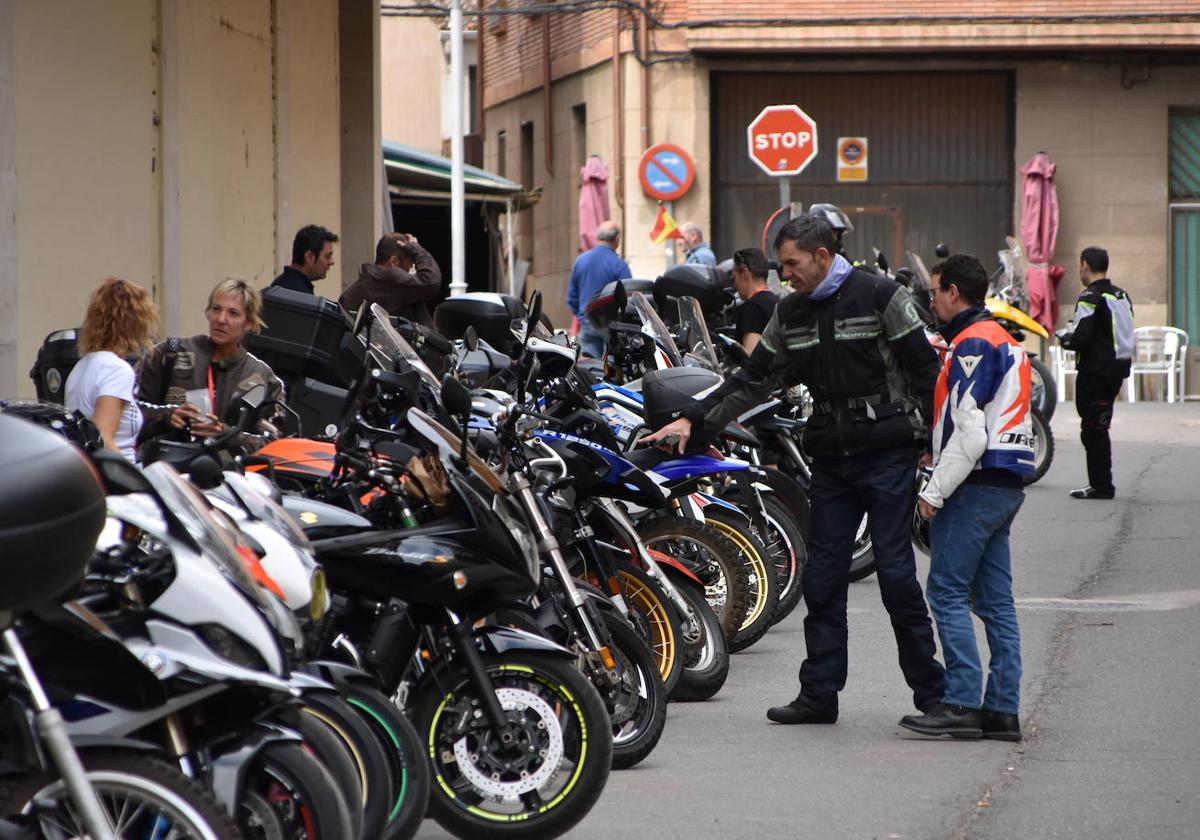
(578, 322), (606, 360)
(927, 482), (1024, 714)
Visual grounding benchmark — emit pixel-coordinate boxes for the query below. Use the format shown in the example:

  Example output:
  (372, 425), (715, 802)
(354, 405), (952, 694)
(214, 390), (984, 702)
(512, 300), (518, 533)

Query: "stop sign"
(747, 105), (819, 177)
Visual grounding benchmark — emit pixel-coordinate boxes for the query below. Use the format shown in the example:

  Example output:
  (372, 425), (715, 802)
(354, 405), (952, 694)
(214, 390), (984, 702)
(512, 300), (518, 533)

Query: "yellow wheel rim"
(613, 570), (677, 684)
(707, 519), (772, 631)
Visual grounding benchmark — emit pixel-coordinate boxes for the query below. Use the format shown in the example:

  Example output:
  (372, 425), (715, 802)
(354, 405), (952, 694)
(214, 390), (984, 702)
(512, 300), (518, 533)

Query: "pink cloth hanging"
(1019, 152), (1061, 331)
(578, 156), (611, 252)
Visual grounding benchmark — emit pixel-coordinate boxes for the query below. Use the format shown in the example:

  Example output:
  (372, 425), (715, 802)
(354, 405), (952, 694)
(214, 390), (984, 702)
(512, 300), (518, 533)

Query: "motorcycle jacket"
(920, 307), (1034, 509)
(1058, 278), (1133, 378)
(690, 267), (938, 458)
(136, 335), (285, 454)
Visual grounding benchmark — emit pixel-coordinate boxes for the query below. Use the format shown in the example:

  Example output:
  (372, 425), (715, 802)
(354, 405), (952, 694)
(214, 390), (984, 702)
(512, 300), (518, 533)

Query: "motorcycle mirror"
(875, 250), (889, 273)
(613, 280), (627, 315)
(526, 290), (543, 342)
(464, 325), (480, 353)
(188, 455), (224, 491)
(935, 243), (950, 258)
(440, 373), (474, 419)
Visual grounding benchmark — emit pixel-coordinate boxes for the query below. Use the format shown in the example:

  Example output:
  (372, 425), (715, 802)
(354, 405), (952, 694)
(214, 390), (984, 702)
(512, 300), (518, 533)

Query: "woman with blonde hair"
(65, 277), (158, 460)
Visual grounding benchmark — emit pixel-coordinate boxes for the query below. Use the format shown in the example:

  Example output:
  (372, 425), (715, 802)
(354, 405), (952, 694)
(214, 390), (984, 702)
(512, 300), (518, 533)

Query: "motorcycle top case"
(30, 328), (82, 404)
(584, 278), (655, 329)
(243, 286), (364, 387)
(434, 292), (526, 356)
(640, 366), (723, 432)
(0, 415), (107, 609)
(653, 264), (732, 315)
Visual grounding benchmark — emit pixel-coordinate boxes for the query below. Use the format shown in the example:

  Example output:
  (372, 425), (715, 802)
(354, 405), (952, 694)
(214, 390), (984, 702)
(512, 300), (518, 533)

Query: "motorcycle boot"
(767, 693), (838, 725)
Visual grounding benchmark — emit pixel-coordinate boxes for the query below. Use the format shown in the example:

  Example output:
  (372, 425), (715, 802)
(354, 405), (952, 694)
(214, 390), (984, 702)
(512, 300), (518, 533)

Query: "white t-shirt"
(65, 351), (143, 461)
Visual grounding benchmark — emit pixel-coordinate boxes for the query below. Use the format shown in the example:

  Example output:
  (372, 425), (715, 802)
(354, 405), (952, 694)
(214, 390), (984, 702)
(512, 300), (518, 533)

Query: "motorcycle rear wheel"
(702, 509), (779, 652)
(1023, 408), (1055, 485)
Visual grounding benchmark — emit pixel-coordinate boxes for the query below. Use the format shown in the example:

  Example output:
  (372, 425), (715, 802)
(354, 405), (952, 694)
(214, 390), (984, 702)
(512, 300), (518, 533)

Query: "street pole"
(448, 0), (466, 296)
(506, 196), (515, 298)
(664, 200), (675, 272)
(778, 177), (791, 216)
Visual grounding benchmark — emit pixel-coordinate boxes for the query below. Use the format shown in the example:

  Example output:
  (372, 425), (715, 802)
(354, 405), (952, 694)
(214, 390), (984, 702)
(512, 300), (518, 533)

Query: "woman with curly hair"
(65, 277), (158, 460)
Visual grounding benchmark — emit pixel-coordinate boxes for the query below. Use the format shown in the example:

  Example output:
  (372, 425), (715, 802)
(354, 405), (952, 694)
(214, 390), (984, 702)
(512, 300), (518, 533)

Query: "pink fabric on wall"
(579, 156), (611, 252)
(1019, 152), (1060, 331)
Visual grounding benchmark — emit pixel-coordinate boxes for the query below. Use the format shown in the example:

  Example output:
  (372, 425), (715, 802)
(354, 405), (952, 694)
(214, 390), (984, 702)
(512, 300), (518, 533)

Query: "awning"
(383, 140), (524, 204)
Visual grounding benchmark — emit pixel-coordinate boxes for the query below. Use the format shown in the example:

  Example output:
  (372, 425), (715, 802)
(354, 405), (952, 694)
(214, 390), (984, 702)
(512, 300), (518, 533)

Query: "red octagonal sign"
(747, 104), (819, 177)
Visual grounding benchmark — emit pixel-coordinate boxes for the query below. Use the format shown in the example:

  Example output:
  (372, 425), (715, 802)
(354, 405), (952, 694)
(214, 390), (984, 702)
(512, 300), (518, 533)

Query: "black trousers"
(1076, 371), (1125, 494)
(799, 446), (945, 710)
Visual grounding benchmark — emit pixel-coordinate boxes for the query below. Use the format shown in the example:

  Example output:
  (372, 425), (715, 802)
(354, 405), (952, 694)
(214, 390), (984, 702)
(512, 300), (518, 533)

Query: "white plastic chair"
(1049, 345), (1078, 401)
(1126, 326), (1188, 403)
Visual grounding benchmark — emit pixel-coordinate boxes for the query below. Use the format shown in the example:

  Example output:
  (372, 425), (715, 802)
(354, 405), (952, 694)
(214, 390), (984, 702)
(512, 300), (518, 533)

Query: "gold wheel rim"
(616, 569), (676, 683)
(707, 519), (772, 630)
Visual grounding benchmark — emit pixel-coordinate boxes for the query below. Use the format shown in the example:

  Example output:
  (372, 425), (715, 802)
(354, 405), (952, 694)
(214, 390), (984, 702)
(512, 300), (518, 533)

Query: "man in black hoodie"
(339, 232), (442, 327)
(1056, 246), (1134, 499)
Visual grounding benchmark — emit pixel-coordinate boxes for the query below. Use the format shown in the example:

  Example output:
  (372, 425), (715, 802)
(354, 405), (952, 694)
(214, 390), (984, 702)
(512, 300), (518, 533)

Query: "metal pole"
(664, 200), (675, 272)
(778, 178), (791, 216)
(449, 0), (466, 296)
(506, 196), (515, 298)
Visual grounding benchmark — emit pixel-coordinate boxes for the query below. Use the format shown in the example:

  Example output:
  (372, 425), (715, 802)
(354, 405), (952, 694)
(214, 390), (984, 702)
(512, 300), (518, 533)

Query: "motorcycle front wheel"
(0, 749), (241, 839)
(1023, 408), (1055, 485)
(602, 611), (668, 769)
(412, 652), (613, 839)
(669, 576), (730, 702)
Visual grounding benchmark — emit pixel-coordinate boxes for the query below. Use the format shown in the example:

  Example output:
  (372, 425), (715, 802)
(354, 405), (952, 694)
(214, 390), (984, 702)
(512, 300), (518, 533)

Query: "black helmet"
(809, 203), (854, 233)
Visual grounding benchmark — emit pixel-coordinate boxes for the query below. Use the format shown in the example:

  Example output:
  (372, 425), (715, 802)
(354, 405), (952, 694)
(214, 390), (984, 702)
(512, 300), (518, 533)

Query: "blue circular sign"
(638, 144), (695, 202)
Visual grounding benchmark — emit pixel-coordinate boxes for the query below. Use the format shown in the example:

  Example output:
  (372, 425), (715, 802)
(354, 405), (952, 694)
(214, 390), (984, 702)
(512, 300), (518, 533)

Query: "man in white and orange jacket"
(899, 254), (1034, 743)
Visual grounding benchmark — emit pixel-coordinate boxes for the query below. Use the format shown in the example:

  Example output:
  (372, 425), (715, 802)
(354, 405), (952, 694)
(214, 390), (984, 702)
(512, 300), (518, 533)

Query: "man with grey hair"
(681, 222), (717, 266)
(567, 220), (631, 358)
(642, 213), (945, 730)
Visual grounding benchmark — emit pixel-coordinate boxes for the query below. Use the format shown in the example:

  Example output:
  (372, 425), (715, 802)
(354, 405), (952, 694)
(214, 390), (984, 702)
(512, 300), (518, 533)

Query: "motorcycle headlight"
(492, 495), (541, 585)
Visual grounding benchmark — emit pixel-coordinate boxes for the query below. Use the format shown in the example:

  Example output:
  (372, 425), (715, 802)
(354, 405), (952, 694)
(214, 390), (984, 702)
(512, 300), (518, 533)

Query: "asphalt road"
(418, 400), (1200, 839)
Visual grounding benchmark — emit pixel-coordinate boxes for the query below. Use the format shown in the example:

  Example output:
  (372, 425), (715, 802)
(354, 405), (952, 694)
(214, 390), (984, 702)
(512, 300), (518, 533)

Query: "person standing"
(66, 278), (159, 461)
(641, 214), (945, 726)
(730, 247), (779, 354)
(271, 224), (339, 294)
(898, 254), (1034, 741)
(567, 220), (631, 359)
(339, 232), (442, 327)
(1056, 246), (1133, 499)
(681, 222), (717, 266)
(138, 278), (284, 455)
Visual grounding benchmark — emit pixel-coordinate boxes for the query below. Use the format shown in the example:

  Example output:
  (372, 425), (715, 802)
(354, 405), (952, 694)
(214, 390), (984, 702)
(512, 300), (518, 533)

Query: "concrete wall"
(3, 0), (348, 397)
(381, 17), (445, 154)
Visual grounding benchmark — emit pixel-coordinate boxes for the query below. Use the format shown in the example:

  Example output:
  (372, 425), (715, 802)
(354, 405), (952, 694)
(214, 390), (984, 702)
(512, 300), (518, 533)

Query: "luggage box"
(244, 287), (364, 387)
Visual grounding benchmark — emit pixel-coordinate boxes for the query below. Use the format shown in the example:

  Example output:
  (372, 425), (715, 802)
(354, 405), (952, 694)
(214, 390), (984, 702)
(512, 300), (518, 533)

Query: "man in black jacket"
(270, 224), (339, 294)
(339, 232), (442, 327)
(642, 214), (945, 726)
(1056, 246), (1134, 499)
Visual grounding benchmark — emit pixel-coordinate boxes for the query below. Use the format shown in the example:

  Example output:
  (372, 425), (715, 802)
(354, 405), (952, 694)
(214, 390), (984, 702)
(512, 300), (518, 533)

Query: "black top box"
(654, 264), (733, 315)
(434, 293), (526, 356)
(244, 286), (364, 388)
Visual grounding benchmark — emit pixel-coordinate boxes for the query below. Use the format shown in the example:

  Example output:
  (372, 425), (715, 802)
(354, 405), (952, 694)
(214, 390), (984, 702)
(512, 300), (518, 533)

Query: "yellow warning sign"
(837, 137), (868, 182)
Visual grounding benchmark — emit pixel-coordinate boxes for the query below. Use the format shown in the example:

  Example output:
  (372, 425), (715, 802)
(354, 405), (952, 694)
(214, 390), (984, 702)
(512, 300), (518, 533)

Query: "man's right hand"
(638, 417), (693, 454)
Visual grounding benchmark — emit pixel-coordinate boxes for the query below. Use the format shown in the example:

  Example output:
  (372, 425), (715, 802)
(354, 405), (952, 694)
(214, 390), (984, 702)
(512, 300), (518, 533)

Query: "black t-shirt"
(736, 290), (779, 341)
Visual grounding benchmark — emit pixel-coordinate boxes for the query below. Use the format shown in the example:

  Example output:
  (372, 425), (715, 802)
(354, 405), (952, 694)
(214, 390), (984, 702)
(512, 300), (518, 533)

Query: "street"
(418, 400), (1200, 839)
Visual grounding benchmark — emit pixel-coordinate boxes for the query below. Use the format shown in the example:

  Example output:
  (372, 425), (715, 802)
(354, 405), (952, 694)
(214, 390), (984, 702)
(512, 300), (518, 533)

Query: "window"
(520, 121), (534, 189)
(496, 130), (507, 179)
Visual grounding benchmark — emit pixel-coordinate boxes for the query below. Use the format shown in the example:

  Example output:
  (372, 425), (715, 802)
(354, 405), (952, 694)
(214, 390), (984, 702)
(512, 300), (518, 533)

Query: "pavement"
(417, 400), (1200, 839)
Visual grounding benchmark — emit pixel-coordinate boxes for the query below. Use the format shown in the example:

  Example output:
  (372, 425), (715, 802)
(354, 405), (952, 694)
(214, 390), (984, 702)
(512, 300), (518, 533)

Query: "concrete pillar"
(0, 0), (16, 397)
(338, 0), (382, 284)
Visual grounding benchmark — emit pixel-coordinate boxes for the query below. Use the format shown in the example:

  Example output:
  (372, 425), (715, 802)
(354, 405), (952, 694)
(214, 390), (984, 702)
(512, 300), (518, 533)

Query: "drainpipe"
(542, 15), (553, 176)
(639, 4), (650, 155)
(611, 9), (624, 249)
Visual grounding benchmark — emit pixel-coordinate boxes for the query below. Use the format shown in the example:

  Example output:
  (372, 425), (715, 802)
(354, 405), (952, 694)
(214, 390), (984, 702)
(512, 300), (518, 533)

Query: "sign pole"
(779, 179), (791, 217)
(448, 0), (466, 296)
(664, 201), (676, 271)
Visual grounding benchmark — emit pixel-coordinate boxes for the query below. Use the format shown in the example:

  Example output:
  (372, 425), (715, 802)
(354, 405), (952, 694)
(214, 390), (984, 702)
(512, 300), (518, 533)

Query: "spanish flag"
(649, 205), (682, 244)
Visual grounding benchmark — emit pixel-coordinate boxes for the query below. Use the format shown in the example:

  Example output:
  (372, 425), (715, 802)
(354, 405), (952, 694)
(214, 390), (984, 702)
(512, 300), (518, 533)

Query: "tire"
(343, 684), (430, 840)
(635, 517), (750, 642)
(412, 652), (612, 839)
(602, 611), (668, 769)
(304, 691), (396, 840)
(1023, 408), (1055, 485)
(702, 508), (779, 652)
(585, 560), (685, 695)
(759, 494), (808, 626)
(297, 707), (365, 839)
(1030, 355), (1057, 421)
(848, 513), (877, 582)
(244, 741), (355, 840)
(668, 576), (730, 702)
(0, 748), (241, 839)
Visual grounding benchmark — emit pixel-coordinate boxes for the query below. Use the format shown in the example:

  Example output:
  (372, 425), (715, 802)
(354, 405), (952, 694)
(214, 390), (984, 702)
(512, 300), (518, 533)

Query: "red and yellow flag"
(649, 205), (682, 244)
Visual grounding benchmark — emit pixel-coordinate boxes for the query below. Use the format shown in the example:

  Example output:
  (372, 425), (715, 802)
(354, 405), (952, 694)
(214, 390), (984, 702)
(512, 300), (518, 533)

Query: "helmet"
(808, 203), (854, 233)
(912, 467), (933, 555)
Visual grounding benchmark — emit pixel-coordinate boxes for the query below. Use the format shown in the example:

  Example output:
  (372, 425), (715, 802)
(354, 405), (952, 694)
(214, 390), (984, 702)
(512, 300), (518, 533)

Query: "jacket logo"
(957, 354), (982, 377)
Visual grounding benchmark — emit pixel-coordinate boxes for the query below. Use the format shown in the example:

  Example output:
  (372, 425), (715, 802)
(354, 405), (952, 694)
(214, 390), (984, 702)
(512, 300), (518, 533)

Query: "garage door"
(712, 71), (1013, 272)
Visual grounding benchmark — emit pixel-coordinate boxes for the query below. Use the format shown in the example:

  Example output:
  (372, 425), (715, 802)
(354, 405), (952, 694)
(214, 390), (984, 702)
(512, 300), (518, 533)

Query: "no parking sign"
(837, 137), (869, 182)
(638, 144), (695, 202)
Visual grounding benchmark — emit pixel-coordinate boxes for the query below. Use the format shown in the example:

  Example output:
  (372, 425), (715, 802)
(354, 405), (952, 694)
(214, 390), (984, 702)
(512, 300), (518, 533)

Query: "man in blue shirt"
(567, 220), (631, 358)
(681, 222), (717, 266)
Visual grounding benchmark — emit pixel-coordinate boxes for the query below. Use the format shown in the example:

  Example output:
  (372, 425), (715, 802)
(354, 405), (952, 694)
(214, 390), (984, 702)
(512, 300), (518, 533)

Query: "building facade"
(0, 0), (387, 397)
(479, 1), (1200, 390)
